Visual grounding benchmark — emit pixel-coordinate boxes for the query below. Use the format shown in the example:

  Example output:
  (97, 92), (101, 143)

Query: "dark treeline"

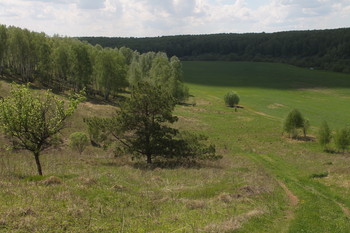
(0, 25), (188, 102)
(79, 28), (350, 73)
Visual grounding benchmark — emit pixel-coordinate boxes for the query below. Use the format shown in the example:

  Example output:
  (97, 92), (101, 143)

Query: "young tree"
(0, 84), (83, 175)
(318, 121), (331, 151)
(302, 118), (310, 137)
(283, 109), (307, 138)
(224, 91), (240, 111)
(69, 132), (89, 154)
(334, 128), (350, 153)
(87, 81), (219, 164)
(112, 81), (178, 164)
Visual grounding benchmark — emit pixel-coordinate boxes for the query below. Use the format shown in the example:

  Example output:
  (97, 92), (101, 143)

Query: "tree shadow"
(132, 159), (224, 170)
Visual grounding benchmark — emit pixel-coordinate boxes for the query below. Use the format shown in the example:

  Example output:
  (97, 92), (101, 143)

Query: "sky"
(0, 0), (349, 37)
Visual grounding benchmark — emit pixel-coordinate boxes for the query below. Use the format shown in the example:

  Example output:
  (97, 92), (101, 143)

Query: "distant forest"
(79, 28), (350, 73)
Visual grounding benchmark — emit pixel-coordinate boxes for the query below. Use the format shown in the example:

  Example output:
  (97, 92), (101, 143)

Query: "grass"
(1, 61), (350, 232)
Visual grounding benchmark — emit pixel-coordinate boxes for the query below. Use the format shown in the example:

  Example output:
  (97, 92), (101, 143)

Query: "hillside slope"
(1, 62), (350, 232)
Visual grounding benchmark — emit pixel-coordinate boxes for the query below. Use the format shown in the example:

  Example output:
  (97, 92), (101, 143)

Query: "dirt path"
(249, 152), (350, 232)
(244, 107), (281, 121)
(338, 203), (350, 217)
(277, 180), (299, 207)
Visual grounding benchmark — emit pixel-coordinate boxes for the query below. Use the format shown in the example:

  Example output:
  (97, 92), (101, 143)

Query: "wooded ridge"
(79, 28), (350, 73)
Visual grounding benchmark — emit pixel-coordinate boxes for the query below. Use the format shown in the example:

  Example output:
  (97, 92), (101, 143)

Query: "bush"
(334, 128), (350, 153)
(224, 91), (240, 110)
(69, 132), (89, 154)
(283, 109), (308, 138)
(84, 117), (109, 147)
(318, 121), (331, 151)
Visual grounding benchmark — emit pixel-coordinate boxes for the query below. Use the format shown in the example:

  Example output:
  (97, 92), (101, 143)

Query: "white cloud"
(0, 0), (349, 36)
(78, 0), (105, 9)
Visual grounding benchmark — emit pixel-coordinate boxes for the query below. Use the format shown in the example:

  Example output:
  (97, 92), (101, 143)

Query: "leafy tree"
(224, 91), (240, 110)
(302, 118), (310, 137)
(119, 46), (134, 65)
(87, 81), (219, 164)
(0, 84), (83, 175)
(69, 132), (89, 154)
(128, 55), (142, 85)
(318, 121), (332, 151)
(35, 33), (53, 85)
(283, 109), (307, 138)
(51, 38), (71, 91)
(70, 41), (93, 91)
(94, 48), (127, 100)
(0, 25), (8, 73)
(334, 128), (350, 153)
(170, 56), (189, 102)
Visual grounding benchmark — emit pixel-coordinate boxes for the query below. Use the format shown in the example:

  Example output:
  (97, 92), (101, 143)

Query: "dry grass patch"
(203, 209), (265, 232)
(39, 176), (63, 186)
(185, 200), (207, 210)
(18, 207), (36, 217)
(78, 176), (98, 186)
(267, 103), (285, 109)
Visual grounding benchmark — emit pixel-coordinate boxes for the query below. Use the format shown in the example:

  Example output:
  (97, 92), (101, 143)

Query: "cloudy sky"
(0, 0), (349, 37)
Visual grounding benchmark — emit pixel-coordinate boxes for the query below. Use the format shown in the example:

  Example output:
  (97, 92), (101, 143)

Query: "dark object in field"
(310, 172), (328, 179)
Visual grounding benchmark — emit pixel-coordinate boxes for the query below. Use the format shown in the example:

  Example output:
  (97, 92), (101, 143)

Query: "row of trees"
(283, 109), (350, 153)
(318, 122), (350, 153)
(0, 83), (218, 176)
(0, 25), (188, 102)
(80, 28), (350, 73)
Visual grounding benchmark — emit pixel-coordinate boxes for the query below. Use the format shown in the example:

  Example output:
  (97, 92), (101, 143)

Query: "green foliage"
(88, 81), (218, 164)
(283, 109), (308, 138)
(0, 24), (7, 71)
(302, 118), (310, 137)
(93, 48), (127, 100)
(175, 131), (222, 161)
(128, 52), (189, 103)
(70, 41), (93, 91)
(0, 84), (83, 175)
(84, 117), (110, 148)
(0, 24), (188, 103)
(334, 128), (350, 153)
(310, 171), (329, 179)
(79, 28), (350, 74)
(69, 132), (89, 154)
(318, 121), (332, 151)
(224, 91), (240, 108)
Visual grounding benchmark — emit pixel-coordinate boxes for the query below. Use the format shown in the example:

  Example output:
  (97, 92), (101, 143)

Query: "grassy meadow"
(1, 61), (350, 232)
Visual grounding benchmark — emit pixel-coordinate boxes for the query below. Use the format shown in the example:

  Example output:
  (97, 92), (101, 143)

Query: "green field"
(1, 61), (350, 232)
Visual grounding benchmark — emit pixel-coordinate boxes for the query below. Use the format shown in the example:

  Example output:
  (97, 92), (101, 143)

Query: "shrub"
(224, 91), (240, 110)
(283, 109), (308, 138)
(334, 128), (350, 153)
(318, 121), (331, 151)
(69, 132), (89, 154)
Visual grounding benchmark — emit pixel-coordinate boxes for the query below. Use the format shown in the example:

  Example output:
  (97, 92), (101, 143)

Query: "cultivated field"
(1, 61), (350, 232)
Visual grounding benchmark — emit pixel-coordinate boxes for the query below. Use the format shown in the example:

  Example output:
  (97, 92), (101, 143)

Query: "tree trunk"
(104, 92), (110, 101)
(33, 152), (43, 176)
(146, 154), (152, 164)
